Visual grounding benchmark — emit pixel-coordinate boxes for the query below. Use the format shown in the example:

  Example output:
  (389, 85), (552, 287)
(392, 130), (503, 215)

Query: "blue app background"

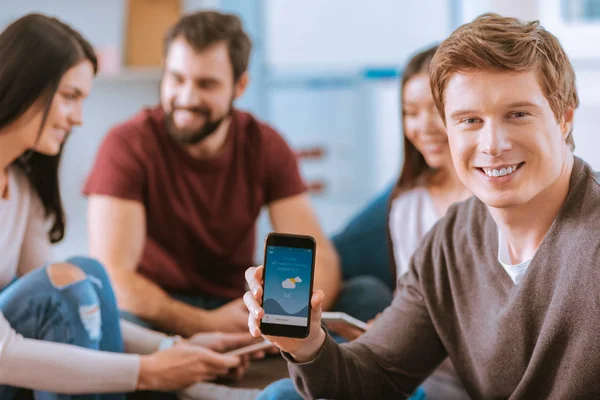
(263, 246), (313, 318)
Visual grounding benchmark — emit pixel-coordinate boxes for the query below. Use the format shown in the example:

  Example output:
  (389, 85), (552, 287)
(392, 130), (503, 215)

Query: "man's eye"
(509, 112), (528, 118)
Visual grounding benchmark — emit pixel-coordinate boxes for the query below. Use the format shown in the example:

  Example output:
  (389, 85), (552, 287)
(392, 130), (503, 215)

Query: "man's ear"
(234, 72), (250, 100)
(561, 106), (575, 139)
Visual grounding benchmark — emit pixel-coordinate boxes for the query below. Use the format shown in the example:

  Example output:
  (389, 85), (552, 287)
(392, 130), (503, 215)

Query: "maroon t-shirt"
(84, 106), (307, 299)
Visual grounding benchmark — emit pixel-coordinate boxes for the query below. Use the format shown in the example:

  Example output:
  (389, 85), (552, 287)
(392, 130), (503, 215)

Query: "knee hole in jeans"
(47, 263), (87, 289)
(48, 263), (103, 341)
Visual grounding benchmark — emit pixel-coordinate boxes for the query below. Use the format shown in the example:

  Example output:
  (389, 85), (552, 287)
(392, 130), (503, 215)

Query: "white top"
(388, 185), (439, 279)
(0, 167), (140, 393)
(497, 229), (532, 285)
(0, 167), (50, 286)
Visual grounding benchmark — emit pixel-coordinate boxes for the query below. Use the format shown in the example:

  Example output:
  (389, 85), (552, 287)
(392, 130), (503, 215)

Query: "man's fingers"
(243, 291), (264, 319)
(309, 290), (325, 333)
(310, 290), (325, 319)
(245, 266), (264, 299)
(245, 266), (257, 284)
(244, 267), (260, 298)
(250, 266), (264, 298)
(252, 285), (263, 299)
(311, 290), (325, 309)
(248, 314), (262, 337)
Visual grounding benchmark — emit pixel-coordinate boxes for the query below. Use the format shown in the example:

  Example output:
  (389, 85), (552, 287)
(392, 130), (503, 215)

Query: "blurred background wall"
(2, 0), (599, 262)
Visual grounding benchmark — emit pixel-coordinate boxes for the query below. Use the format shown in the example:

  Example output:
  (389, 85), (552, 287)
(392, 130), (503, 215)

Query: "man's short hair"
(430, 13), (579, 150)
(164, 10), (252, 82)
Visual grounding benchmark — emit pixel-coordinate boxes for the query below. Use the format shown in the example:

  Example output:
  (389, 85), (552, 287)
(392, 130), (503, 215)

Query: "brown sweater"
(288, 156), (600, 399)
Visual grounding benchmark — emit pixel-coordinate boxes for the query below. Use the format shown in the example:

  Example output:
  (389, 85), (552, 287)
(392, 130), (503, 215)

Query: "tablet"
(321, 312), (369, 331)
(224, 339), (274, 357)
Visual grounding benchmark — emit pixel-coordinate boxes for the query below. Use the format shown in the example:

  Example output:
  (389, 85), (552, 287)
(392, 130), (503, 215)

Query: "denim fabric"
(332, 275), (394, 322)
(331, 184), (395, 289)
(331, 185), (396, 321)
(0, 257), (126, 400)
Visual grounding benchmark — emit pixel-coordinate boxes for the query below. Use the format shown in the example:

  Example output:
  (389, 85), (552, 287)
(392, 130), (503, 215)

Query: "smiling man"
(242, 13), (600, 399)
(83, 11), (340, 337)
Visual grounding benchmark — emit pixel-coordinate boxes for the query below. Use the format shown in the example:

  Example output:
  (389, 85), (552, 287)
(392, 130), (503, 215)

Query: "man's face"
(444, 70), (573, 209)
(160, 37), (244, 144)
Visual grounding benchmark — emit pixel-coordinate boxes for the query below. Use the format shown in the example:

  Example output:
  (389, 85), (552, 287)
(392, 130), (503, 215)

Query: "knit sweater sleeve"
(287, 226), (448, 399)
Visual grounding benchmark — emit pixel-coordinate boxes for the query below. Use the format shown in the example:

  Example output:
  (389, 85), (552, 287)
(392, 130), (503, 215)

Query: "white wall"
(539, 0), (600, 60)
(537, 1), (600, 171)
(264, 0), (450, 70)
(537, 1), (600, 170)
(460, 0), (538, 22)
(570, 67), (600, 171)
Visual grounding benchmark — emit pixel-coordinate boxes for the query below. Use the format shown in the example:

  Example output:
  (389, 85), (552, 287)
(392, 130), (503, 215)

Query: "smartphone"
(260, 232), (316, 338)
(224, 339), (274, 357)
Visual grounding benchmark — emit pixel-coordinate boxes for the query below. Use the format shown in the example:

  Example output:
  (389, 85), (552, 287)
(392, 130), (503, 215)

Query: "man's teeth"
(483, 164), (520, 177)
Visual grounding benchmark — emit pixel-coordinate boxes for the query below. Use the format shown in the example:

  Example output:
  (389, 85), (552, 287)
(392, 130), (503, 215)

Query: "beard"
(165, 101), (233, 146)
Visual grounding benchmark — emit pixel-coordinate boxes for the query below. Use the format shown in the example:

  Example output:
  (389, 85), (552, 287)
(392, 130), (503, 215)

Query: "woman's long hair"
(0, 14), (97, 243)
(387, 45), (440, 283)
(392, 45), (439, 199)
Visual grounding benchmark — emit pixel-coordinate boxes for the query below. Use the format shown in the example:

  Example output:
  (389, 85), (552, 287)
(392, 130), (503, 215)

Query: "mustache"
(171, 105), (211, 117)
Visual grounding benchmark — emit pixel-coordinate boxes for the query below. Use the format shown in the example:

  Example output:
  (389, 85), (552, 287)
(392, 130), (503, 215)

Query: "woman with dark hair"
(0, 13), (262, 400)
(333, 45), (471, 400)
(384, 44), (471, 400)
(388, 46), (471, 283)
(257, 45), (471, 400)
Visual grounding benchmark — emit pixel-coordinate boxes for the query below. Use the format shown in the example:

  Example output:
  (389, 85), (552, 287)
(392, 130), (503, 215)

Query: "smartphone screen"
(260, 233), (316, 338)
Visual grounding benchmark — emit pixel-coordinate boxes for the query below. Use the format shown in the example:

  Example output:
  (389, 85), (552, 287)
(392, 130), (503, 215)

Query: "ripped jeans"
(0, 257), (126, 400)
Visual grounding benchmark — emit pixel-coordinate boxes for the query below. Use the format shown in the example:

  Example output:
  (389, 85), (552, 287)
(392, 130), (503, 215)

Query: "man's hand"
(243, 265), (327, 363)
(205, 298), (250, 333)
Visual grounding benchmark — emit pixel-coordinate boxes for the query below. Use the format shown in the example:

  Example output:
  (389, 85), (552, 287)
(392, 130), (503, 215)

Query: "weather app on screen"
(262, 246), (313, 327)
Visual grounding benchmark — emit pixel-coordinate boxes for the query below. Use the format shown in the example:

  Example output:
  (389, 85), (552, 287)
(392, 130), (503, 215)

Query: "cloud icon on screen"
(282, 276), (303, 289)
